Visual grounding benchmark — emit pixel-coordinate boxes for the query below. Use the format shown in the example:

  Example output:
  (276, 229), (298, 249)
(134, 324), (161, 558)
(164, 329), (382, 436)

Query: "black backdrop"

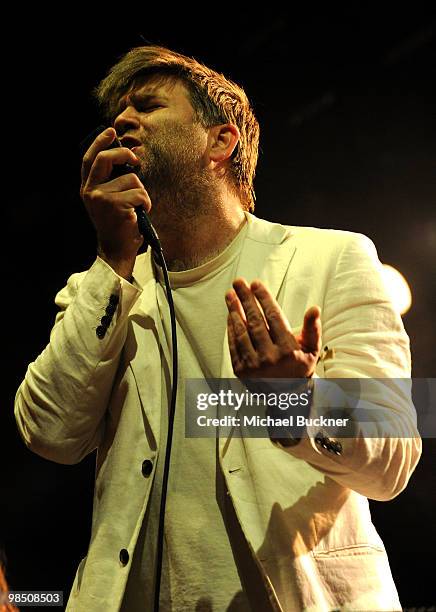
(2, 7), (435, 610)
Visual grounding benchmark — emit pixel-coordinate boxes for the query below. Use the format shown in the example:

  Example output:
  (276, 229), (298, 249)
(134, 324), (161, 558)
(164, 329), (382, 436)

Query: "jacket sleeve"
(14, 256), (142, 465)
(279, 232), (422, 501)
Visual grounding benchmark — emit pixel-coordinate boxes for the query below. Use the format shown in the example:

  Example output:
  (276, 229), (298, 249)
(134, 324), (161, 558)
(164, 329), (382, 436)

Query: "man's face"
(113, 77), (215, 225)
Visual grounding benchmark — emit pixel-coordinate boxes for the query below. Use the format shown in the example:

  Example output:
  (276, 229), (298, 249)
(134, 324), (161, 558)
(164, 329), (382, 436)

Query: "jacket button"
(142, 459), (153, 477)
(100, 315), (112, 327)
(109, 294), (119, 306)
(119, 549), (129, 566)
(105, 303), (117, 316)
(331, 440), (343, 455)
(96, 325), (106, 339)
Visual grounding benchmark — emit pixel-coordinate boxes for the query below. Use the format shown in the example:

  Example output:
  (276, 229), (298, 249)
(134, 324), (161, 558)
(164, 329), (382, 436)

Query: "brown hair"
(94, 45), (259, 211)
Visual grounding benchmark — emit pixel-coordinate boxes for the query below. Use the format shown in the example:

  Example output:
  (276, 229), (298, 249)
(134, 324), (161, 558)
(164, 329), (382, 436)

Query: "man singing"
(15, 45), (421, 611)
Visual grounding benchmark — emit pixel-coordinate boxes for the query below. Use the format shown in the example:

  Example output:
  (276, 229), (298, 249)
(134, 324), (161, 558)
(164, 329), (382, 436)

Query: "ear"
(208, 123), (240, 164)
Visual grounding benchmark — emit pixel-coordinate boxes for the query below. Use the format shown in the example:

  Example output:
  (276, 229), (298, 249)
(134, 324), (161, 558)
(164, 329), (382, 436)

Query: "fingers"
(239, 278), (299, 351)
(79, 128), (150, 269)
(82, 165), (152, 219)
(226, 278), (323, 379)
(225, 287), (247, 324)
(99, 174), (151, 210)
(229, 278), (276, 352)
(85, 147), (141, 188)
(227, 312), (244, 374)
(81, 127), (141, 187)
(89, 188), (151, 215)
(226, 286), (257, 374)
(81, 127), (116, 183)
(299, 305), (322, 354)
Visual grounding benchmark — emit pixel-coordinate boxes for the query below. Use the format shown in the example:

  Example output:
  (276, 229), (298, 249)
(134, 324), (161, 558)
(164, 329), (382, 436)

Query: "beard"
(134, 120), (220, 236)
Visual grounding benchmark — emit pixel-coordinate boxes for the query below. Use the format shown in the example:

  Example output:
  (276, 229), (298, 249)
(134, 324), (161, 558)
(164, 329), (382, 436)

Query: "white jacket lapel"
(125, 251), (164, 445)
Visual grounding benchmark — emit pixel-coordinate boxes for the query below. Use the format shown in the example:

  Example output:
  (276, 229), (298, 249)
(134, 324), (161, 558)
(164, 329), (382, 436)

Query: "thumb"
(300, 306), (322, 354)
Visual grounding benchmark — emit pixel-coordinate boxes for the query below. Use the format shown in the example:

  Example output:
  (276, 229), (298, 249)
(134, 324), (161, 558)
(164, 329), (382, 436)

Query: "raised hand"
(225, 278), (322, 379)
(80, 127), (151, 279)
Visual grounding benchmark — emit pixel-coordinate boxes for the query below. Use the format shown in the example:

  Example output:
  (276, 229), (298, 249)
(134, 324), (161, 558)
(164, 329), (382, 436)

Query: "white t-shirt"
(121, 218), (273, 611)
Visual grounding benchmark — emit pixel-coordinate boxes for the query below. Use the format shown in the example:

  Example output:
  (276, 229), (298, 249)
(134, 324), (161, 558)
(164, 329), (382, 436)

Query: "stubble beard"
(135, 121), (221, 238)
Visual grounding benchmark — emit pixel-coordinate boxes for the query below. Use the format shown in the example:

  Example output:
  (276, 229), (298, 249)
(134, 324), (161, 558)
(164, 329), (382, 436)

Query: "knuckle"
(121, 174), (137, 189)
(131, 174), (143, 187)
(139, 193), (150, 208)
(234, 362), (245, 377)
(243, 355), (259, 370)
(234, 322), (246, 338)
(141, 196), (151, 210)
(278, 337), (293, 352)
(266, 308), (281, 322)
(247, 312), (263, 327)
(95, 149), (112, 165)
(88, 188), (103, 204)
(259, 351), (274, 366)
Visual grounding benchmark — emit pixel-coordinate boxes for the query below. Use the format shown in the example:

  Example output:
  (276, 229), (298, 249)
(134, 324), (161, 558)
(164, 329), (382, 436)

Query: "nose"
(113, 105), (141, 135)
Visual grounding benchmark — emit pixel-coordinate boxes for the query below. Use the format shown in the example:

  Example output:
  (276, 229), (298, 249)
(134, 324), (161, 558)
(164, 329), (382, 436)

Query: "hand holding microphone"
(80, 126), (159, 280)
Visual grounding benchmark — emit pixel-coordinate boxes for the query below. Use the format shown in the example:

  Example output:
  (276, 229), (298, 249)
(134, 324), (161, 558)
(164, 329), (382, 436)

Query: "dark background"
(2, 7), (435, 610)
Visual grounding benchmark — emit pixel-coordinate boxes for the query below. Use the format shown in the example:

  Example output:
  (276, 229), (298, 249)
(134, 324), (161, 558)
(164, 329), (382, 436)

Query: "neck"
(152, 196), (246, 272)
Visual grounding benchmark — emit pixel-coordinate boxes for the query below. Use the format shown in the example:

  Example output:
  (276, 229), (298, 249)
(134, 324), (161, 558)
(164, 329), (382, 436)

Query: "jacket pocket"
(312, 543), (385, 557)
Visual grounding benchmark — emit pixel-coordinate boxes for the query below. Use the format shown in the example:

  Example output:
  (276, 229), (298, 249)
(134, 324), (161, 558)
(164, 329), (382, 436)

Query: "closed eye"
(137, 104), (162, 113)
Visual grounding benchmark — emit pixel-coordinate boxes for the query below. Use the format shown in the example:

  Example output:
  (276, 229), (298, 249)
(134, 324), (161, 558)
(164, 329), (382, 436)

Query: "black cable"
(152, 246), (178, 612)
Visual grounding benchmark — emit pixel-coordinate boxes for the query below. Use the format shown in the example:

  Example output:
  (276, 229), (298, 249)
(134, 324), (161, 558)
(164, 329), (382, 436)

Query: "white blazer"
(15, 212), (421, 611)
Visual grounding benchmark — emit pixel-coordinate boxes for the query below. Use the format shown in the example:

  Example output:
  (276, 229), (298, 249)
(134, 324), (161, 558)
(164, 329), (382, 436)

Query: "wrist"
(97, 249), (136, 281)
(267, 377), (314, 447)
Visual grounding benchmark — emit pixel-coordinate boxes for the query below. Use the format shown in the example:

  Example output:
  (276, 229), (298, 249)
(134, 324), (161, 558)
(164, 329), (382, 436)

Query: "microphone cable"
(151, 245), (178, 612)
